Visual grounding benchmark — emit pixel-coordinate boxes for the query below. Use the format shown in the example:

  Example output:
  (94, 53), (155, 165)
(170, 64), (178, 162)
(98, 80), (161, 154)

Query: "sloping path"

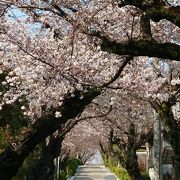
(72, 165), (118, 180)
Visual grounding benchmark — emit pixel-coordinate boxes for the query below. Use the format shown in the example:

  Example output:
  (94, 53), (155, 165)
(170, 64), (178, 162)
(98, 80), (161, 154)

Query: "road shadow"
(104, 175), (117, 180)
(73, 176), (93, 180)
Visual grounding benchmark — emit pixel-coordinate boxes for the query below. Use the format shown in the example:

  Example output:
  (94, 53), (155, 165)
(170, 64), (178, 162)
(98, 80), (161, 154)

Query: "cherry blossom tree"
(63, 122), (99, 164)
(0, 0), (179, 179)
(31, 133), (65, 180)
(30, 106), (111, 180)
(94, 92), (153, 179)
(106, 58), (180, 178)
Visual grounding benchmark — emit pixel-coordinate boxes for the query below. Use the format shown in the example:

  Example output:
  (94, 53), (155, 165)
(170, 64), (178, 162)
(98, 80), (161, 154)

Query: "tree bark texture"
(125, 123), (144, 180)
(31, 135), (64, 180)
(152, 98), (180, 180)
(126, 151), (143, 180)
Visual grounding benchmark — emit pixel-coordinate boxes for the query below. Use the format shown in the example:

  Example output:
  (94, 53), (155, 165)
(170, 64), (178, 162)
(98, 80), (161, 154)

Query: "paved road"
(72, 165), (118, 180)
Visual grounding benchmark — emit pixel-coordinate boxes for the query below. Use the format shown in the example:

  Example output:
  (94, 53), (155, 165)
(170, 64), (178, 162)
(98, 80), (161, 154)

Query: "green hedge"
(59, 170), (66, 180)
(103, 154), (129, 179)
(59, 158), (83, 180)
(111, 166), (129, 180)
(66, 159), (79, 176)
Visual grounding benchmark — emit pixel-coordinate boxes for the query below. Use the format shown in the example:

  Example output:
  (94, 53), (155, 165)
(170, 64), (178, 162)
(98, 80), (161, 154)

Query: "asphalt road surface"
(72, 165), (118, 180)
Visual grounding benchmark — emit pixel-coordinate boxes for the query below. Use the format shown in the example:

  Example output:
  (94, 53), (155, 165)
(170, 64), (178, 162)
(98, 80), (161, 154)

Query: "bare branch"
(101, 56), (133, 88)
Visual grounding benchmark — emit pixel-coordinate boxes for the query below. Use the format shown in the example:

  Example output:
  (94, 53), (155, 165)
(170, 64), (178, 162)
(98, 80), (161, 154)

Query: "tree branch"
(146, 6), (180, 28)
(99, 36), (180, 61)
(118, 0), (180, 28)
(101, 56), (133, 88)
(59, 105), (112, 137)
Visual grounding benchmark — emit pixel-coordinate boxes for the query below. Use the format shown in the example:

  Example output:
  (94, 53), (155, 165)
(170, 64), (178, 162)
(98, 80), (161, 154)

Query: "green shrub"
(102, 154), (129, 180)
(59, 170), (67, 180)
(110, 166), (129, 180)
(73, 158), (83, 166)
(58, 158), (83, 179)
(141, 171), (150, 180)
(66, 158), (83, 176)
(66, 159), (77, 176)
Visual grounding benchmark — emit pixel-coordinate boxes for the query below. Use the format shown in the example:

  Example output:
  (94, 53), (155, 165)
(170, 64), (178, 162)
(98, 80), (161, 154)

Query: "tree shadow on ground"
(104, 175), (117, 180)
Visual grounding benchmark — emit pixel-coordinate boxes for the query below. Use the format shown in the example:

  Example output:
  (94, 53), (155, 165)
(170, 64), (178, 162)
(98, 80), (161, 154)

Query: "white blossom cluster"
(0, 0), (179, 120)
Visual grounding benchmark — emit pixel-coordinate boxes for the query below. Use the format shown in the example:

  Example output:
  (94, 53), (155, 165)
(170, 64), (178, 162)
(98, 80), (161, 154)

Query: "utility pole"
(150, 57), (163, 180)
(153, 112), (163, 180)
(54, 157), (60, 180)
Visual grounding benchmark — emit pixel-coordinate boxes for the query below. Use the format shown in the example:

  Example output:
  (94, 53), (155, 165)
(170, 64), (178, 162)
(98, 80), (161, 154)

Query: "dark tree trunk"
(126, 151), (144, 180)
(126, 123), (143, 180)
(0, 88), (100, 180)
(31, 135), (64, 180)
(92, 33), (180, 61)
(152, 98), (180, 180)
(108, 124), (145, 180)
(171, 126), (180, 180)
(59, 152), (70, 171)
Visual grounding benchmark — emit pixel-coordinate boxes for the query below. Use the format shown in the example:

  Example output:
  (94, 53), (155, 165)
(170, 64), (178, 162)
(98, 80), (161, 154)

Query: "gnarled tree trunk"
(126, 150), (143, 180)
(31, 134), (64, 180)
(125, 123), (143, 180)
(172, 127), (180, 180)
(0, 88), (100, 179)
(107, 124), (144, 180)
(152, 97), (180, 180)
